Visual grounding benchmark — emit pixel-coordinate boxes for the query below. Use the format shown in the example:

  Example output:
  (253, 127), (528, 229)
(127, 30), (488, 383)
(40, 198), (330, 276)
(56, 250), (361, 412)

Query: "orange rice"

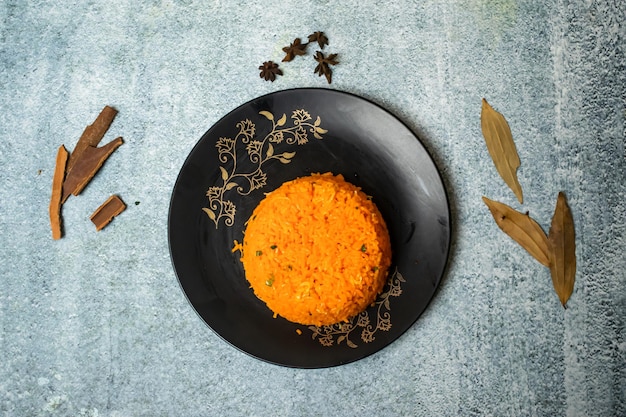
(240, 172), (392, 326)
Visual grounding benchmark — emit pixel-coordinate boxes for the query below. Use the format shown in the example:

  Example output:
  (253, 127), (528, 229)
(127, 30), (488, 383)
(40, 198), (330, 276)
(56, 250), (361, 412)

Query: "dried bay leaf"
(548, 192), (576, 307)
(482, 197), (551, 267)
(481, 99), (524, 204)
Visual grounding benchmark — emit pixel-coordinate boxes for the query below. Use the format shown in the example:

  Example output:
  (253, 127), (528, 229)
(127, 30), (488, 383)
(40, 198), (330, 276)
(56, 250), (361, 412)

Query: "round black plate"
(168, 88), (450, 368)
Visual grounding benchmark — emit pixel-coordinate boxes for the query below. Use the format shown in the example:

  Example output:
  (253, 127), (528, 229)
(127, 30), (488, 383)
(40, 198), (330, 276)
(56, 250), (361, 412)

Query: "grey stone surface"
(0, 0), (624, 416)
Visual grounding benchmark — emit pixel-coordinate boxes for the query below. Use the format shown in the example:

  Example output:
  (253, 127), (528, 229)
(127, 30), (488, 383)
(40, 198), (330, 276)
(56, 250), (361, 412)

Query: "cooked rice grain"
(241, 173), (392, 326)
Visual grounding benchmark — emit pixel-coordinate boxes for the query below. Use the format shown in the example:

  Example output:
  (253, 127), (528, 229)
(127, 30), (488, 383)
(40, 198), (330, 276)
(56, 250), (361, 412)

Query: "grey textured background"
(1, 0), (624, 416)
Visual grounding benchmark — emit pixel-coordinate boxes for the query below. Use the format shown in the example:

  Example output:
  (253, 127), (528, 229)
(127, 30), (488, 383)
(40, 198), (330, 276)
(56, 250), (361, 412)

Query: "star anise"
(282, 38), (308, 62)
(258, 61), (283, 82)
(308, 31), (329, 49)
(313, 51), (338, 84)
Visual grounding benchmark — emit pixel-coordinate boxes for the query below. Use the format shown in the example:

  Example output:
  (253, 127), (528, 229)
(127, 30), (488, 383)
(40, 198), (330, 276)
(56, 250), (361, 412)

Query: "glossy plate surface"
(168, 88), (450, 368)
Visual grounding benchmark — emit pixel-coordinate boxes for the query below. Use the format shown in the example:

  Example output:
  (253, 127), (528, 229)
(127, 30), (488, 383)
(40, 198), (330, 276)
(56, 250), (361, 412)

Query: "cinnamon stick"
(50, 145), (69, 240)
(66, 106), (117, 173)
(61, 137), (123, 203)
(90, 195), (126, 231)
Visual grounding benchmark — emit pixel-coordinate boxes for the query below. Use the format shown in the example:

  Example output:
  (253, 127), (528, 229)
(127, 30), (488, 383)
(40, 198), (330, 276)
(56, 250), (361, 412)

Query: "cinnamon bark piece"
(50, 145), (69, 240)
(90, 195), (126, 231)
(66, 106), (118, 173)
(61, 137), (124, 203)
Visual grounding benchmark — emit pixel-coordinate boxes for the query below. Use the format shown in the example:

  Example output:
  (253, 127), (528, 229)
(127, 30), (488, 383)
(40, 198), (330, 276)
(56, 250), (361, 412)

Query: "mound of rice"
(240, 172), (392, 326)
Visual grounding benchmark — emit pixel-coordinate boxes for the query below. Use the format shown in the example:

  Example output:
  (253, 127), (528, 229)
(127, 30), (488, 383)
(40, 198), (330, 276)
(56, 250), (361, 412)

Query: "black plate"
(168, 88), (450, 368)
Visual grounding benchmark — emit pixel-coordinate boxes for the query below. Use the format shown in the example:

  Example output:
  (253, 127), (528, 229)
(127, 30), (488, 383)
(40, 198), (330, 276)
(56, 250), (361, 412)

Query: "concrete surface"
(0, 0), (624, 416)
